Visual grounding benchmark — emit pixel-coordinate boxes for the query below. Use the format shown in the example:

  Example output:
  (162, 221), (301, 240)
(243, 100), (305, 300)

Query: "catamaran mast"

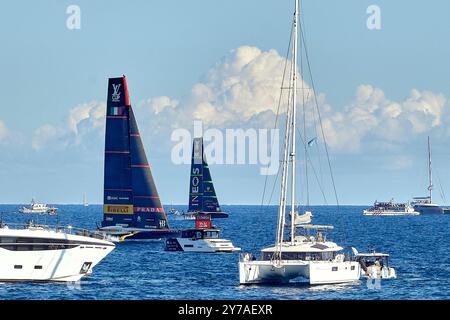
(428, 136), (433, 202)
(290, 0), (299, 245)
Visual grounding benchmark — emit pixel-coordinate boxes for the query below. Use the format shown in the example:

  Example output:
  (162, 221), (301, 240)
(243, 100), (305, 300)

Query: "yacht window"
(351, 266), (355, 270)
(14, 265), (22, 269)
(332, 267), (338, 271)
(34, 265), (43, 270)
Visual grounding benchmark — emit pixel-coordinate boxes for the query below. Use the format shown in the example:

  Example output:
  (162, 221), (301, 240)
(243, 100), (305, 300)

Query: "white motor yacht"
(0, 222), (115, 282)
(19, 199), (58, 215)
(352, 248), (397, 279)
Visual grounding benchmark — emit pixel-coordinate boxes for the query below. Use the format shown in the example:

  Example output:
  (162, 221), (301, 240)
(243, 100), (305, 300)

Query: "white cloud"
(32, 124), (65, 151)
(29, 46), (449, 159)
(320, 85), (447, 153)
(32, 101), (105, 151)
(0, 120), (10, 143)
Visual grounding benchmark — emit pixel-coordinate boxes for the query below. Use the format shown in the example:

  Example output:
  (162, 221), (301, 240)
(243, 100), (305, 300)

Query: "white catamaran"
(239, 0), (360, 285)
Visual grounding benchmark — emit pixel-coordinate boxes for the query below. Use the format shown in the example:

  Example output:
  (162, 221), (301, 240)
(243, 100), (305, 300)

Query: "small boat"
(164, 138), (239, 252)
(97, 76), (178, 241)
(239, 0), (360, 285)
(0, 221), (115, 282)
(352, 248), (397, 279)
(363, 199), (419, 216)
(165, 214), (240, 253)
(83, 193), (89, 207)
(168, 206), (184, 216)
(19, 199), (58, 215)
(412, 137), (445, 214)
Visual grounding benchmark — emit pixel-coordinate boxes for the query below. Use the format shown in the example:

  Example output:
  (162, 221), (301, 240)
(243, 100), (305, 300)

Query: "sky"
(1, 0), (450, 205)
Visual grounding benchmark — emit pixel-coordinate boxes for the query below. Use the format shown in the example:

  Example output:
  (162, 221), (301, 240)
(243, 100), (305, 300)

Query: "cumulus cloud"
(0, 120), (10, 143)
(140, 46), (310, 131)
(321, 85), (447, 153)
(29, 45), (449, 160)
(32, 101), (105, 151)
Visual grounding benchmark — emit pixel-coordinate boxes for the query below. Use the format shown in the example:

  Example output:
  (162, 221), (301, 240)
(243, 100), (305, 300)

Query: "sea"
(0, 204), (448, 300)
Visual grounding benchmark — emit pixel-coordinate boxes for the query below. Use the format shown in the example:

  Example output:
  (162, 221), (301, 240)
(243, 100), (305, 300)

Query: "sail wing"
(129, 107), (168, 229)
(188, 137), (203, 213)
(102, 76), (134, 226)
(188, 137), (228, 218)
(102, 75), (169, 229)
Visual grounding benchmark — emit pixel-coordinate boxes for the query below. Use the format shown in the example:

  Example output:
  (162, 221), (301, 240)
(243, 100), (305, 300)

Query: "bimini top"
(261, 241), (343, 253)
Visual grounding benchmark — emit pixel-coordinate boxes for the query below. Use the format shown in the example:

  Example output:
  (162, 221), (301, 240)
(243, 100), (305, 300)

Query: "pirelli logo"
(104, 205), (134, 214)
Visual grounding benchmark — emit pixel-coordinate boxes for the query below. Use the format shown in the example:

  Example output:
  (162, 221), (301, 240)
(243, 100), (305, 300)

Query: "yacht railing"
(0, 222), (111, 241)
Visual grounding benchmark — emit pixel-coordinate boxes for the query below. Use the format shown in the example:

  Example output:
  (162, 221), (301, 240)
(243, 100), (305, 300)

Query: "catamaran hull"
(413, 205), (444, 214)
(0, 245), (114, 282)
(165, 238), (240, 253)
(239, 260), (361, 285)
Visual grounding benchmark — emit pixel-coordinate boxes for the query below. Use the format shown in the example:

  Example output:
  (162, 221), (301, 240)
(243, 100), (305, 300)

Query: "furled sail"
(102, 76), (169, 230)
(188, 137), (228, 218)
(292, 211), (313, 225)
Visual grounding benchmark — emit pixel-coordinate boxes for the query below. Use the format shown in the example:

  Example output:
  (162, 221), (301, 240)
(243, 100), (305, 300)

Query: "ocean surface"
(0, 204), (449, 300)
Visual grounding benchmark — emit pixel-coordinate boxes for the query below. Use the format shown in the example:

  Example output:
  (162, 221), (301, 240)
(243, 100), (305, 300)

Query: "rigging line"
(300, 21), (340, 209)
(296, 126), (329, 204)
(269, 61), (295, 206)
(260, 22), (294, 207)
(299, 12), (309, 208)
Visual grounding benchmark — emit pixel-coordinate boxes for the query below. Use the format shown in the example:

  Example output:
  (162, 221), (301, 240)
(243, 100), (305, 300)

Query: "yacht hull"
(0, 228), (115, 282)
(413, 204), (443, 214)
(165, 237), (240, 253)
(239, 260), (360, 285)
(98, 227), (180, 241)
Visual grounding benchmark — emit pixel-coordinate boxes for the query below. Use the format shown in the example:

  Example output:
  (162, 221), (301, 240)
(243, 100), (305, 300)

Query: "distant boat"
(0, 221), (115, 281)
(412, 137), (446, 214)
(363, 199), (420, 216)
(164, 137), (240, 252)
(97, 75), (178, 241)
(83, 193), (89, 207)
(19, 199), (58, 215)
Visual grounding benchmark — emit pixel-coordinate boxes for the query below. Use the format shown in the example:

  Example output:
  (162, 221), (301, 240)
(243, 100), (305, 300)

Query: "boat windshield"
(262, 251), (335, 261)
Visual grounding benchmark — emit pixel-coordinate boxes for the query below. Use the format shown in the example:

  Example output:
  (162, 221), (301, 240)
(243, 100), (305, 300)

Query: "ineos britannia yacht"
(0, 222), (115, 282)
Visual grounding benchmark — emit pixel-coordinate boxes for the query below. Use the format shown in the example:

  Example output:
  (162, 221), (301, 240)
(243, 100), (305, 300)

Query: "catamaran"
(0, 221), (115, 282)
(411, 137), (447, 214)
(239, 0), (360, 285)
(164, 137), (240, 252)
(97, 76), (178, 240)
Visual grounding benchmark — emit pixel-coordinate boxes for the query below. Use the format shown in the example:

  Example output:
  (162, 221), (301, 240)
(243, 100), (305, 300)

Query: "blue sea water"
(0, 204), (449, 300)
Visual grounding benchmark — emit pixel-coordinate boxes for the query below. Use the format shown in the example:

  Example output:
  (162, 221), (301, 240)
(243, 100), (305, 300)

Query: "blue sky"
(1, 0), (450, 205)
